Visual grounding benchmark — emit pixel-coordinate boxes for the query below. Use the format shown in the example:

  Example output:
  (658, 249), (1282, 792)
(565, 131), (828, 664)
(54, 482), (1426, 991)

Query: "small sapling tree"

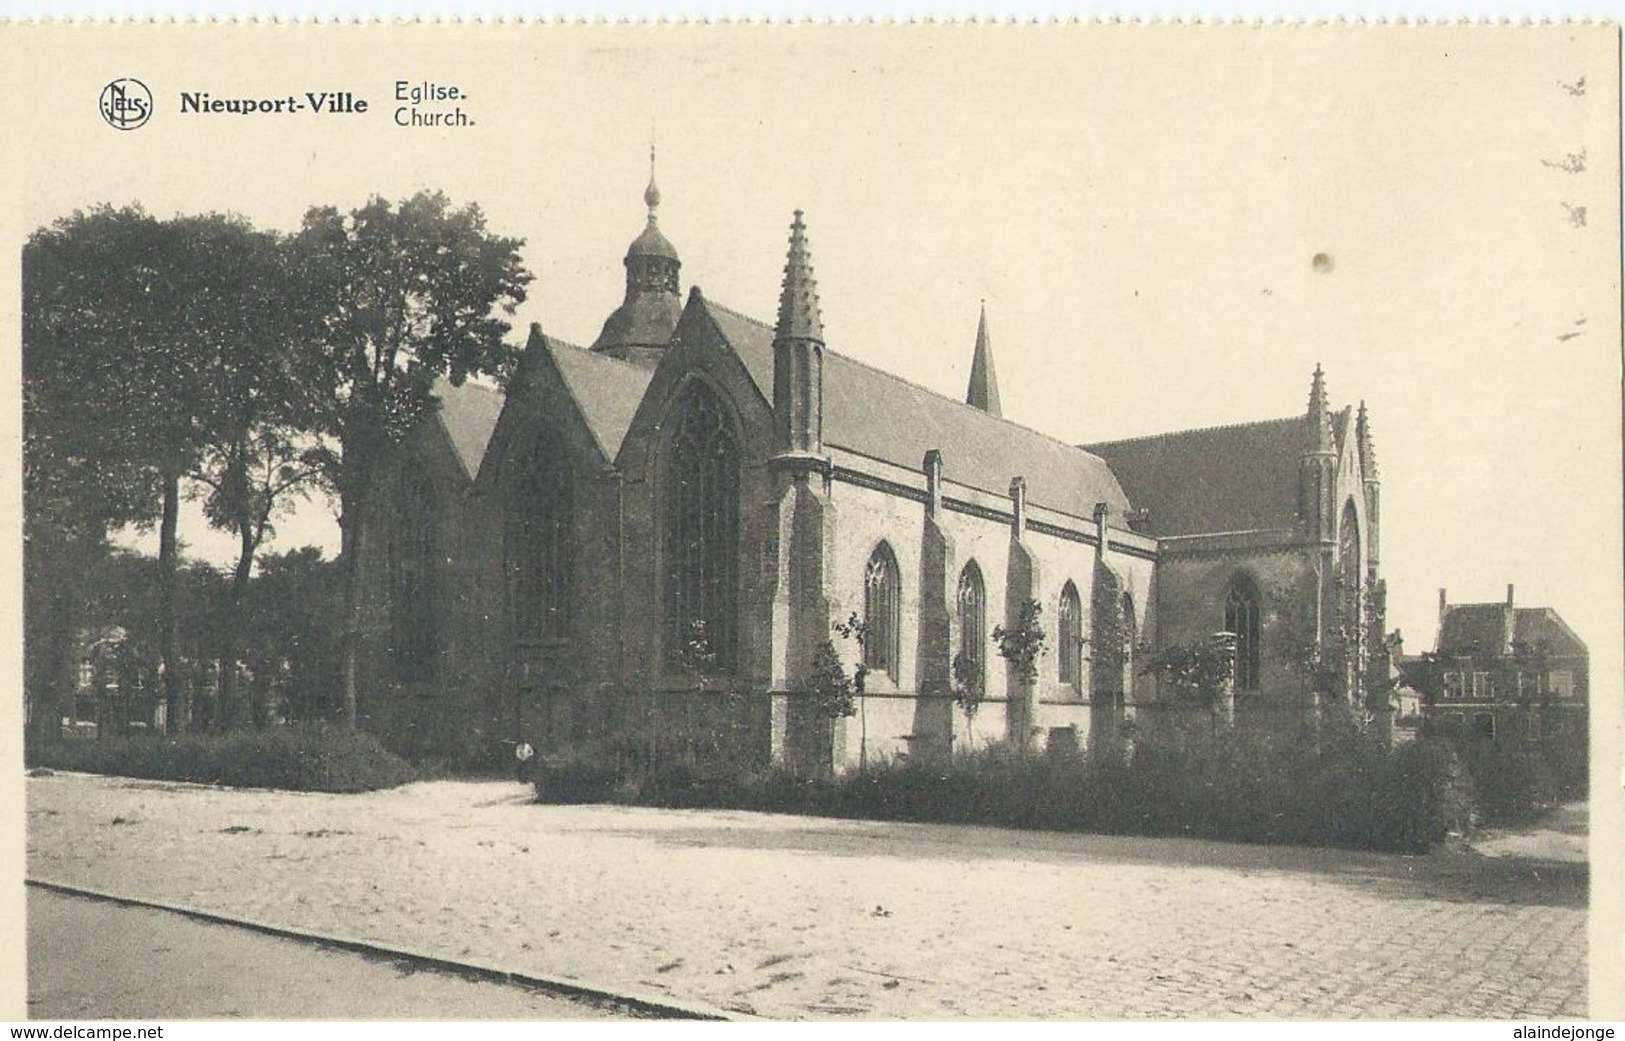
(993, 598), (1048, 750)
(993, 598), (1048, 684)
(832, 612), (872, 769)
(952, 650), (985, 745)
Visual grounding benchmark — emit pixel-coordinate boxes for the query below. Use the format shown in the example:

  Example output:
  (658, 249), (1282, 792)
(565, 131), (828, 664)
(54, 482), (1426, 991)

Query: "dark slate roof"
(628, 222), (679, 262)
(591, 288), (683, 354)
(433, 377), (506, 481)
(1083, 417), (1304, 537)
(1438, 603), (1512, 657)
(1513, 608), (1588, 658)
(546, 336), (655, 458)
(700, 297), (1130, 523)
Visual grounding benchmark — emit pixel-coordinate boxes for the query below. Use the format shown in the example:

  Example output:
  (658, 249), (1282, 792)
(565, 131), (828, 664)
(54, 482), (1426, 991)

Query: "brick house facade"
(1417, 585), (1589, 745)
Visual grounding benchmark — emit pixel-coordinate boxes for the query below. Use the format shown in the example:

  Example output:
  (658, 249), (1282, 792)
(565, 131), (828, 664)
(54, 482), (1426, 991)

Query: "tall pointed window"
(1225, 576), (1262, 692)
(1338, 501), (1362, 618)
(663, 383), (740, 673)
(1058, 581), (1083, 692)
(864, 543), (901, 683)
(956, 562), (986, 695)
(388, 469), (438, 682)
(1119, 594), (1137, 698)
(505, 425), (573, 641)
(1338, 500), (1363, 691)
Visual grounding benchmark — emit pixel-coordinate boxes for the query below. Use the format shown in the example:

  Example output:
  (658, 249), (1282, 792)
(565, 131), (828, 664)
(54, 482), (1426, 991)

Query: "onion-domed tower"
(590, 148), (682, 366)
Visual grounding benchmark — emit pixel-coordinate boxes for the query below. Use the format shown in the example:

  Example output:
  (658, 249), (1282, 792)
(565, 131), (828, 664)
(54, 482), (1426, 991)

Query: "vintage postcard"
(1, 19), (1620, 1025)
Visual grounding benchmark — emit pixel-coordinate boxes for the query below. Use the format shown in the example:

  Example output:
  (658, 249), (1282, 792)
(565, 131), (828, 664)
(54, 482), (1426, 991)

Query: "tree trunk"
(338, 480), (365, 728)
(25, 534), (79, 750)
(158, 471), (183, 733)
(216, 515), (257, 730)
(250, 667), (272, 728)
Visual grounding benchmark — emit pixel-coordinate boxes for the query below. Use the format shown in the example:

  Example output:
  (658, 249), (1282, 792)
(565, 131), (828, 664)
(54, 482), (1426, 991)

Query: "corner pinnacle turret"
(775, 210), (824, 344)
(1306, 364), (1334, 453)
(1356, 399), (1378, 481)
(773, 211), (825, 457)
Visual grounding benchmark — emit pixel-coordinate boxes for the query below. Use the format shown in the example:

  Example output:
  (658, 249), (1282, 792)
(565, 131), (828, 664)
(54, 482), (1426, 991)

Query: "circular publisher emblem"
(99, 78), (153, 130)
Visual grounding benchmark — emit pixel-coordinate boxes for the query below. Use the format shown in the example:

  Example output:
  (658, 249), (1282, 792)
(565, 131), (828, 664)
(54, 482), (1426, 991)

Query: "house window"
(1058, 581), (1083, 692)
(388, 469), (439, 682)
(504, 424), (573, 641)
(1224, 577), (1262, 692)
(864, 543), (901, 683)
(1472, 712), (1496, 740)
(1548, 670), (1575, 697)
(1471, 672), (1490, 699)
(956, 562), (986, 695)
(663, 382), (740, 673)
(1443, 671), (1464, 699)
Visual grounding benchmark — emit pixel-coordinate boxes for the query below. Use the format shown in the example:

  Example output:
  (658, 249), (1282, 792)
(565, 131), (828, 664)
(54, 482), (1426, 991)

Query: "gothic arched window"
(1338, 499), (1363, 691)
(1120, 593), (1137, 697)
(505, 424), (573, 641)
(388, 469), (438, 682)
(663, 382), (740, 673)
(956, 562), (986, 694)
(1058, 581), (1083, 692)
(1225, 576), (1262, 692)
(864, 543), (901, 683)
(1339, 501), (1362, 612)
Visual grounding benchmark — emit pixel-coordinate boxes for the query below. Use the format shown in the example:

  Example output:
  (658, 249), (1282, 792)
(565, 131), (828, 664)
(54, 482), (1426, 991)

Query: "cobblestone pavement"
(25, 772), (1587, 1020)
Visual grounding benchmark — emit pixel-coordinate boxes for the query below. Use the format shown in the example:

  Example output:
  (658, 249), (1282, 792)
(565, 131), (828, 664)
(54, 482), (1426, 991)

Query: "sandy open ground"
(25, 771), (1586, 1020)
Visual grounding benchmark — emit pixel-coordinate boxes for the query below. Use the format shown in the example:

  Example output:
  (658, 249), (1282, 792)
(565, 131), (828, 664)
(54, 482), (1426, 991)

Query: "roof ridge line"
(1084, 414), (1304, 448)
(703, 296), (1114, 466)
(541, 334), (593, 356)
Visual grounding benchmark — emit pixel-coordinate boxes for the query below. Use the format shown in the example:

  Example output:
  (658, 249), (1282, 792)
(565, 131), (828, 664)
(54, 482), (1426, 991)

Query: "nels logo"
(99, 78), (153, 131)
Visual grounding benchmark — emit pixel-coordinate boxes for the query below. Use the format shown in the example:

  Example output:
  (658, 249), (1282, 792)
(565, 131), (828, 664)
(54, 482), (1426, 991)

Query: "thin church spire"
(966, 301), (1002, 418)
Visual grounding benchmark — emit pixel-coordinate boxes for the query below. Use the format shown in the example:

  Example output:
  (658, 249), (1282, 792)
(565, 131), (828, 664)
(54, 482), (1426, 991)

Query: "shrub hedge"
(28, 723), (418, 793)
(535, 721), (1477, 853)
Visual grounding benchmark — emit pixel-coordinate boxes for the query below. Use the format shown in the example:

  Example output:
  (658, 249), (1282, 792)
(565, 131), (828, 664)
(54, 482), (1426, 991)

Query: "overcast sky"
(10, 23), (1619, 684)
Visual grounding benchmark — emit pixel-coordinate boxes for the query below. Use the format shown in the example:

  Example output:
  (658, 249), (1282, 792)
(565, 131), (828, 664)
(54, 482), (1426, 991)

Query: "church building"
(354, 168), (1386, 770)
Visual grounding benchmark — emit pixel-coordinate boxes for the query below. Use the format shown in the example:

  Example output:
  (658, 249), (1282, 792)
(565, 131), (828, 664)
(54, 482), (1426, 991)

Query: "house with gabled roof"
(355, 164), (1387, 769)
(1417, 584), (1589, 745)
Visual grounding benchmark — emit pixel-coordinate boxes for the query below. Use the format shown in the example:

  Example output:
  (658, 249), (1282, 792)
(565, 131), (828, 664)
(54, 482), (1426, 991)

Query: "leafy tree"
(807, 639), (856, 721)
(23, 207), (177, 740)
(173, 214), (324, 728)
(241, 548), (339, 725)
(292, 191), (531, 725)
(1142, 638), (1234, 712)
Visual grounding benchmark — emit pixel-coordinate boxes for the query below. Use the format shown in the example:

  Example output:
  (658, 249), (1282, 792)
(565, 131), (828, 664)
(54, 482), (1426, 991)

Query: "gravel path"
(25, 771), (1587, 1020)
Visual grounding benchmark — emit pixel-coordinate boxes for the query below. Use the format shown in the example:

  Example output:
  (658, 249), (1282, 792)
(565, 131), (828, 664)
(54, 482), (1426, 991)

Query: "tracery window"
(956, 562), (986, 694)
(504, 424), (573, 641)
(1058, 581), (1083, 692)
(864, 543), (901, 683)
(1225, 577), (1262, 692)
(388, 469), (439, 682)
(663, 383), (740, 673)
